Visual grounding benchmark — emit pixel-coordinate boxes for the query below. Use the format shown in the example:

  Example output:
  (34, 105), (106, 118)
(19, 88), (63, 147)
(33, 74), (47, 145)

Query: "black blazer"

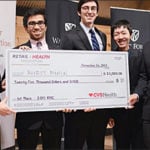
(61, 24), (107, 51)
(14, 40), (32, 49)
(61, 24), (109, 126)
(142, 41), (150, 120)
(129, 48), (147, 117)
(112, 48), (147, 119)
(15, 41), (63, 129)
(128, 49), (147, 98)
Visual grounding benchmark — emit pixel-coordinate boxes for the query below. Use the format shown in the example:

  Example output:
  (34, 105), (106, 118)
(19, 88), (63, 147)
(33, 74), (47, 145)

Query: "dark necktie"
(36, 41), (42, 50)
(89, 29), (100, 51)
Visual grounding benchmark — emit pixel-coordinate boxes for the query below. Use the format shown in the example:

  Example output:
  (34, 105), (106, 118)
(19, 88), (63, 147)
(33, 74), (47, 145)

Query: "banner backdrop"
(0, 1), (16, 75)
(0, 1), (16, 149)
(45, 0), (79, 49)
(111, 7), (150, 50)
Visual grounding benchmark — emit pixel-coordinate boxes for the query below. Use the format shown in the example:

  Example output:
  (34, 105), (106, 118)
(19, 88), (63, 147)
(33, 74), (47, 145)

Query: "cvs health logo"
(89, 92), (104, 98)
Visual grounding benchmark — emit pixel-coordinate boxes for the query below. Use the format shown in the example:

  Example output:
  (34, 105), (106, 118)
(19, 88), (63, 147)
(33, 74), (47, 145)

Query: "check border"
(6, 49), (130, 112)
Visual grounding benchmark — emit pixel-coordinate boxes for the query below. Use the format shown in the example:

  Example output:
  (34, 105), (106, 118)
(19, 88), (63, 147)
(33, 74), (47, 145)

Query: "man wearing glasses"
(61, 0), (109, 149)
(15, 8), (63, 150)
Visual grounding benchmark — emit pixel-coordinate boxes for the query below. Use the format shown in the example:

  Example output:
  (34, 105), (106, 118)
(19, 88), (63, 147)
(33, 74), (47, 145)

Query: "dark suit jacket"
(128, 48), (147, 118)
(61, 24), (109, 127)
(15, 41), (63, 129)
(112, 48), (147, 122)
(128, 49), (147, 98)
(142, 41), (150, 120)
(61, 25), (107, 51)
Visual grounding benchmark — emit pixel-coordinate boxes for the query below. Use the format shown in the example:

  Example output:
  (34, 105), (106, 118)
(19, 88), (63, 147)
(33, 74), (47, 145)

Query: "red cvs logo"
(89, 92), (104, 98)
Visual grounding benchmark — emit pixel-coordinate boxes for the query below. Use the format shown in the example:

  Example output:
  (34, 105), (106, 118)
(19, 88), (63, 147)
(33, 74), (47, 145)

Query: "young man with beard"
(15, 8), (63, 150)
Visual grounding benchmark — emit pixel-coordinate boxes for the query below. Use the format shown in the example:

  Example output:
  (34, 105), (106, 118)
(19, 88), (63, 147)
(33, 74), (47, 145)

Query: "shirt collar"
(80, 22), (95, 34)
(30, 37), (46, 46)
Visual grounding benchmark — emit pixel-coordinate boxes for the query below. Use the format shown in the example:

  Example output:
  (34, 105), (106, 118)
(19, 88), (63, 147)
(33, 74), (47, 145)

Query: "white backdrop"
(0, 1), (16, 149)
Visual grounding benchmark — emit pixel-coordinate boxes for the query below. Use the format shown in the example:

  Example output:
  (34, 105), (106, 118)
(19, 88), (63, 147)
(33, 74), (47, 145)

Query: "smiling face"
(113, 26), (131, 51)
(78, 1), (98, 28)
(25, 14), (47, 41)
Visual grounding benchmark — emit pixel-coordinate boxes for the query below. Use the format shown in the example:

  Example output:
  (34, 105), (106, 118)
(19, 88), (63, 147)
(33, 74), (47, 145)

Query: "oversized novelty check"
(6, 49), (130, 112)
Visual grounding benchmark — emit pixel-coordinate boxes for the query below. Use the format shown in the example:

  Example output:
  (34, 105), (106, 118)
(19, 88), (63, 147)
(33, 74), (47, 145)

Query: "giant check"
(6, 49), (130, 112)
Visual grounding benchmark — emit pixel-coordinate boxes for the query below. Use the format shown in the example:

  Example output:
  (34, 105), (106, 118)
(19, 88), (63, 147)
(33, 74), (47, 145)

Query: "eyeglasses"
(27, 20), (45, 27)
(81, 6), (97, 12)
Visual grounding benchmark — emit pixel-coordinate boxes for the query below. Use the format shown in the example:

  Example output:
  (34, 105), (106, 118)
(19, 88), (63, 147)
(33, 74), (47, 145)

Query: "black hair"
(23, 8), (47, 27)
(78, 0), (99, 13)
(111, 19), (132, 37)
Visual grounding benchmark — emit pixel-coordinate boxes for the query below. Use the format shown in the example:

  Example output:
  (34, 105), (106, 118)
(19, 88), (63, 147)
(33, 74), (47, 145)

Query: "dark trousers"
(143, 120), (150, 149)
(113, 109), (145, 150)
(17, 125), (62, 150)
(64, 110), (109, 150)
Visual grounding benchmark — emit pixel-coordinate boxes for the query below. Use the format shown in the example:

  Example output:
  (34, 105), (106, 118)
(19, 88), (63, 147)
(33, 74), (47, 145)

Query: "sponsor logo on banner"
(130, 29), (143, 50)
(65, 23), (76, 31)
(131, 29), (139, 42)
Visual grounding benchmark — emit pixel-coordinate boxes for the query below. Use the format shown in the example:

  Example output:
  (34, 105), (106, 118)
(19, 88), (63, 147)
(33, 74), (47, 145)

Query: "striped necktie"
(89, 29), (100, 51)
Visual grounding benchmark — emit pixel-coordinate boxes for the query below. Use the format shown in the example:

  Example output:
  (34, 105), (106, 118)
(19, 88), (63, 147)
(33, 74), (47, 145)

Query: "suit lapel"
(76, 26), (92, 50)
(24, 40), (32, 48)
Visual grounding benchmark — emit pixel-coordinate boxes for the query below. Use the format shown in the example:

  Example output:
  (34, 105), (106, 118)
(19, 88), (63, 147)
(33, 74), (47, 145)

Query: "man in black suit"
(142, 41), (150, 149)
(111, 19), (147, 149)
(15, 8), (63, 150)
(61, 0), (109, 149)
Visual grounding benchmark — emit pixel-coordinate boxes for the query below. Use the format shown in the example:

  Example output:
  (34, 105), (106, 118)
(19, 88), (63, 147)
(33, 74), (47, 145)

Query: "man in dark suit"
(61, 0), (109, 149)
(111, 19), (147, 149)
(142, 41), (150, 149)
(15, 8), (63, 150)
